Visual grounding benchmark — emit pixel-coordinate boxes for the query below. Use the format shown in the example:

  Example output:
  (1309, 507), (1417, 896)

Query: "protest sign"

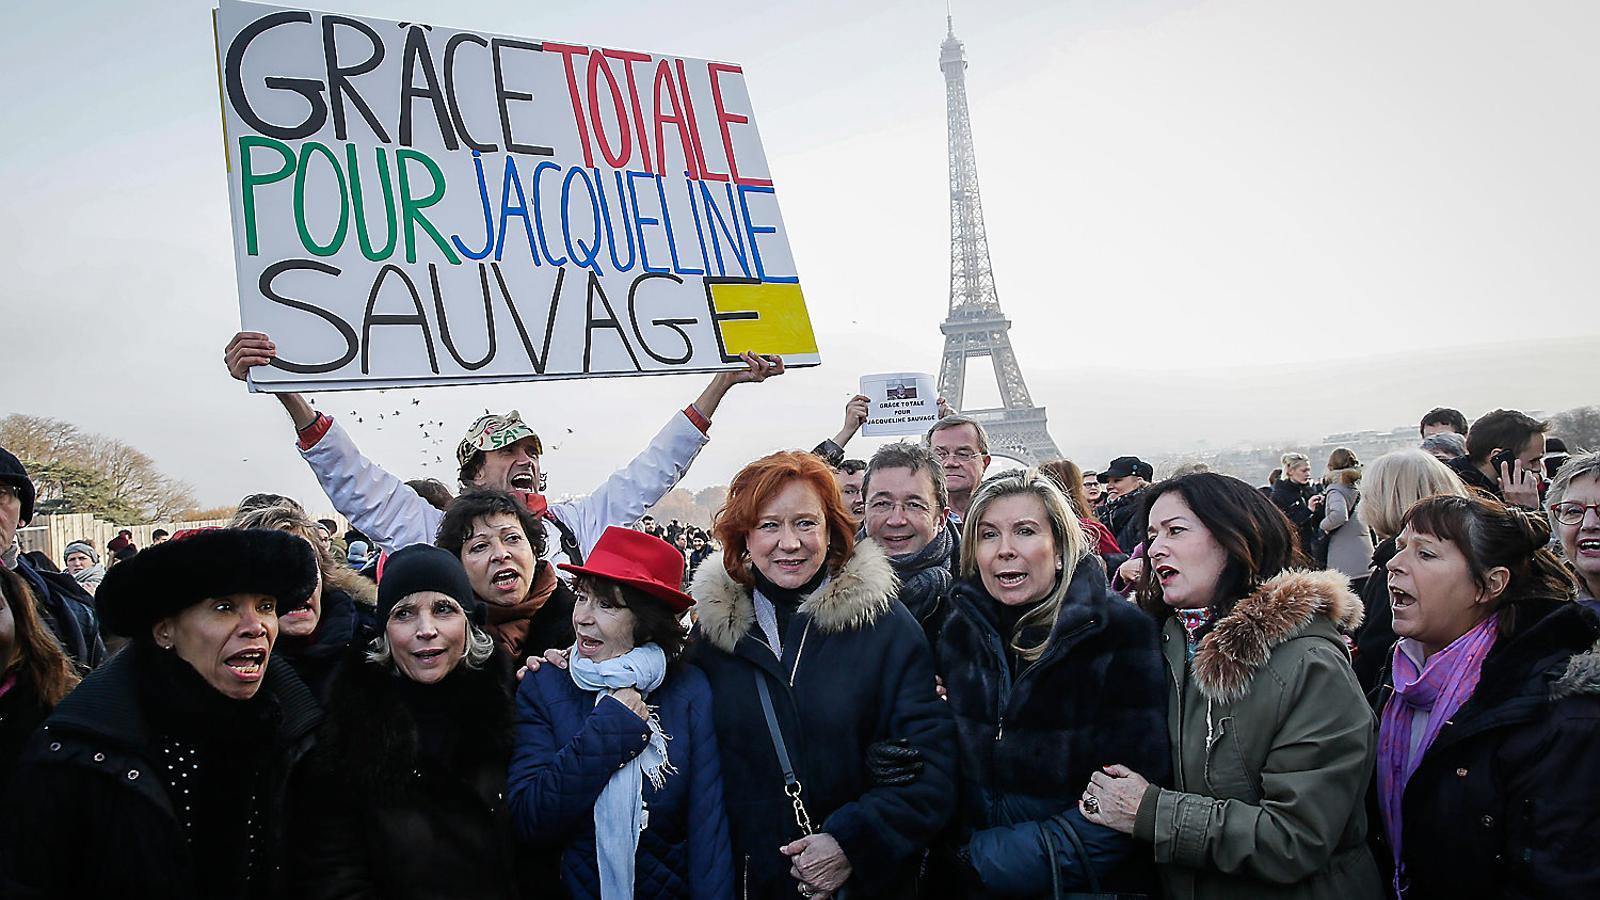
(214, 1), (820, 392)
(860, 372), (938, 436)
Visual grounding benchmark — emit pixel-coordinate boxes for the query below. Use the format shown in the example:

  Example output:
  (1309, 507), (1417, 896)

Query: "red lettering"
(676, 58), (722, 182)
(586, 51), (632, 168)
(652, 59), (696, 176)
(602, 49), (655, 175)
(707, 62), (771, 187)
(543, 42), (593, 166)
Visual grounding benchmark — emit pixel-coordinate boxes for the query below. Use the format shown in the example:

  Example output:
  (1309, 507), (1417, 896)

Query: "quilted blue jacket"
(508, 662), (734, 900)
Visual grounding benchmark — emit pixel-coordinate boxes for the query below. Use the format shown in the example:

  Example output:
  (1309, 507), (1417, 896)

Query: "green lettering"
(348, 143), (398, 262)
(293, 142), (349, 257)
(238, 136), (295, 256)
(396, 148), (461, 265)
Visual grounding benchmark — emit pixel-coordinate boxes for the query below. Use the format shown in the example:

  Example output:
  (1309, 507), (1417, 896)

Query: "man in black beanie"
(1, 447), (105, 669)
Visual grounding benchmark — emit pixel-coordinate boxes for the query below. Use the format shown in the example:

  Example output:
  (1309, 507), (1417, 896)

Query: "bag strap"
(1053, 814), (1104, 894)
(753, 670), (814, 835)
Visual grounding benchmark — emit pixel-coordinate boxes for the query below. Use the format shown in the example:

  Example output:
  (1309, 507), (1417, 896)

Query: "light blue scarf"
(569, 643), (674, 900)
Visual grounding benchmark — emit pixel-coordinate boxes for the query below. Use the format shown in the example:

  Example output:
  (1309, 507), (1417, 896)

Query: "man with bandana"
(225, 331), (785, 566)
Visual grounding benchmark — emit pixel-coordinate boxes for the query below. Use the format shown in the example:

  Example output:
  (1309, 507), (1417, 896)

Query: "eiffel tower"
(936, 16), (1062, 465)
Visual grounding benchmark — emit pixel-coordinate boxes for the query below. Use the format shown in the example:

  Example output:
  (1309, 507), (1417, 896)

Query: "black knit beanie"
(378, 544), (483, 626)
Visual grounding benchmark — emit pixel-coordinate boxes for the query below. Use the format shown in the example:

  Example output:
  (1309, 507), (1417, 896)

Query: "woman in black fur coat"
(935, 469), (1169, 897)
(286, 544), (539, 900)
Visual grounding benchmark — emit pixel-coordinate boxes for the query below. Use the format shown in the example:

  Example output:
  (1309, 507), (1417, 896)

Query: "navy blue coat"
(936, 561), (1169, 897)
(687, 542), (958, 900)
(508, 661), (734, 900)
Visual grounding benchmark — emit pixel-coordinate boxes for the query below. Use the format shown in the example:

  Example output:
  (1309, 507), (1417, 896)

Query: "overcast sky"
(3, 0), (1597, 511)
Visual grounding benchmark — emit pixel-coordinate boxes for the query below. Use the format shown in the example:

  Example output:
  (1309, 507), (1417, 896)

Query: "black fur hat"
(96, 528), (320, 639)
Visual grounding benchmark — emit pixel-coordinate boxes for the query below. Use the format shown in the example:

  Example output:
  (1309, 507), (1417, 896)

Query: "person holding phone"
(1447, 409), (1548, 510)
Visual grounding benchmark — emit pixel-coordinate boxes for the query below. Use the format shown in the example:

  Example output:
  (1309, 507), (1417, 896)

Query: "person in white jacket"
(224, 331), (785, 566)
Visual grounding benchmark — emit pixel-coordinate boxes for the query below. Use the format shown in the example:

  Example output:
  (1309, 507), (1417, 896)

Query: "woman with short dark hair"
(436, 490), (575, 660)
(1373, 494), (1600, 898)
(0, 528), (322, 899)
(1082, 473), (1382, 900)
(288, 543), (533, 900)
(509, 527), (733, 899)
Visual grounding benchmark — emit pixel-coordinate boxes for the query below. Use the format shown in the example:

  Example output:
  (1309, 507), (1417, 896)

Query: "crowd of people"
(1, 336), (1597, 899)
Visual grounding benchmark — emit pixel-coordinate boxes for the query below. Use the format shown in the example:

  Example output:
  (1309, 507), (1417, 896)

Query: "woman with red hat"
(507, 526), (733, 900)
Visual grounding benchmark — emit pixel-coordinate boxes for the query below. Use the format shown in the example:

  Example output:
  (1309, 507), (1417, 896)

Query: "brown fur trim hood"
(691, 539), (899, 654)
(1193, 568), (1364, 705)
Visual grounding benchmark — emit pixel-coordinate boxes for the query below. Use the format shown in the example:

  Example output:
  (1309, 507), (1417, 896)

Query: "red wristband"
(296, 413), (334, 451)
(683, 405), (711, 434)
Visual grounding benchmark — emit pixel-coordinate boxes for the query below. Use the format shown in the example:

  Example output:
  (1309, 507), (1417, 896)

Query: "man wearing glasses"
(862, 442), (956, 641)
(925, 415), (993, 526)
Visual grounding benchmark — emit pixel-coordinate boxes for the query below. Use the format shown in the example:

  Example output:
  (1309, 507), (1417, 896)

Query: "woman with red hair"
(688, 450), (956, 900)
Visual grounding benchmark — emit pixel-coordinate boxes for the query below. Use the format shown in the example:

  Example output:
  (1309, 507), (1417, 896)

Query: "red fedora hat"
(558, 526), (695, 613)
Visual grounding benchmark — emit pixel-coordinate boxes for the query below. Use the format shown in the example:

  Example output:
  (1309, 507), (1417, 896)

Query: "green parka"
(1132, 569), (1384, 900)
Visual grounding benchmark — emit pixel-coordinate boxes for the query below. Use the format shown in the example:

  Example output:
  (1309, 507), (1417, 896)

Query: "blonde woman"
(935, 469), (1167, 895)
(1350, 450), (1468, 691)
(1271, 451), (1324, 556)
(232, 503), (377, 699)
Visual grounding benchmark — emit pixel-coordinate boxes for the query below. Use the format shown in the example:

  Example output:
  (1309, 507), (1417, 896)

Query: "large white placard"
(215, 1), (820, 392)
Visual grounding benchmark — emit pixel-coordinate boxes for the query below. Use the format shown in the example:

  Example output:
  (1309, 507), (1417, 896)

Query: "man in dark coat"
(862, 442), (958, 643)
(0, 448), (106, 670)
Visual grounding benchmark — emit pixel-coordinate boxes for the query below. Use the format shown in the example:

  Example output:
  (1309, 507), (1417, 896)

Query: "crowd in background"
(1, 337), (1597, 900)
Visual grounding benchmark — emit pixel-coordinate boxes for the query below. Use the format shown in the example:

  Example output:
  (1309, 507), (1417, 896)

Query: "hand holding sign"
(860, 373), (939, 437)
(215, 0), (819, 393)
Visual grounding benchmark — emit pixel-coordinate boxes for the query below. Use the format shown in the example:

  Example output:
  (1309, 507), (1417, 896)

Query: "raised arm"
(552, 352), (785, 554)
(224, 331), (440, 552)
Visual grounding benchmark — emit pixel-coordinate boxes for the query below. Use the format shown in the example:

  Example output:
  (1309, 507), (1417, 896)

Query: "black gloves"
(866, 737), (924, 786)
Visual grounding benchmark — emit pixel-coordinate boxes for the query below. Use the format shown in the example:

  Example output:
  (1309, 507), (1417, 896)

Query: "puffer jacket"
(935, 561), (1169, 896)
(508, 660), (733, 900)
(1134, 570), (1383, 900)
(686, 541), (958, 900)
(1370, 599), (1600, 900)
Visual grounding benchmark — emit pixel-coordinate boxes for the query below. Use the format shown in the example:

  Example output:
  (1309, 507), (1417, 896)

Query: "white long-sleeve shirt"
(298, 411), (709, 566)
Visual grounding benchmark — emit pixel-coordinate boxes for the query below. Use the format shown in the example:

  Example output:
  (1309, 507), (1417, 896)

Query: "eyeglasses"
(1550, 502), (1600, 526)
(932, 448), (982, 462)
(867, 498), (934, 516)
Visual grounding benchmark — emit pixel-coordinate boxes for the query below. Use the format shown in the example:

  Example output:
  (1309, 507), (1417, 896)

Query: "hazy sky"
(4, 0), (1597, 511)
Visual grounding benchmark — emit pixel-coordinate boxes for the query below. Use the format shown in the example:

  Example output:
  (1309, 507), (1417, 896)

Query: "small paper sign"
(860, 372), (938, 437)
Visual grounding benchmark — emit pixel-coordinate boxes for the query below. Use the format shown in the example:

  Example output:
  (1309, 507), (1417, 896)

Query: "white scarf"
(568, 643), (674, 900)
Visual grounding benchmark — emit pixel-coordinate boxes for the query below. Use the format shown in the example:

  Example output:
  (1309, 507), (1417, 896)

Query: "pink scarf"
(1377, 616), (1498, 896)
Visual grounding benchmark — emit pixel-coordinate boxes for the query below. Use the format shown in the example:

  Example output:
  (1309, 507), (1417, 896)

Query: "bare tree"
(1551, 405), (1600, 453)
(1, 414), (198, 522)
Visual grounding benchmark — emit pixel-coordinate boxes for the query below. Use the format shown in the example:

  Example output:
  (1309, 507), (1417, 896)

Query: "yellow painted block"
(710, 282), (820, 356)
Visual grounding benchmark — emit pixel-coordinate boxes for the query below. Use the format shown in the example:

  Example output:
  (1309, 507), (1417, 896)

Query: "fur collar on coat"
(1192, 568), (1364, 705)
(691, 540), (899, 654)
(1549, 637), (1600, 700)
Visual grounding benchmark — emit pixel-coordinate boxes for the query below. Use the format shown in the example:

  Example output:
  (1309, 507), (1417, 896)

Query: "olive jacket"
(1133, 569), (1384, 900)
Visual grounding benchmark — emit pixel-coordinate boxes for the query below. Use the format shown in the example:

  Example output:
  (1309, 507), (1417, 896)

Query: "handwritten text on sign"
(216, 1), (820, 391)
